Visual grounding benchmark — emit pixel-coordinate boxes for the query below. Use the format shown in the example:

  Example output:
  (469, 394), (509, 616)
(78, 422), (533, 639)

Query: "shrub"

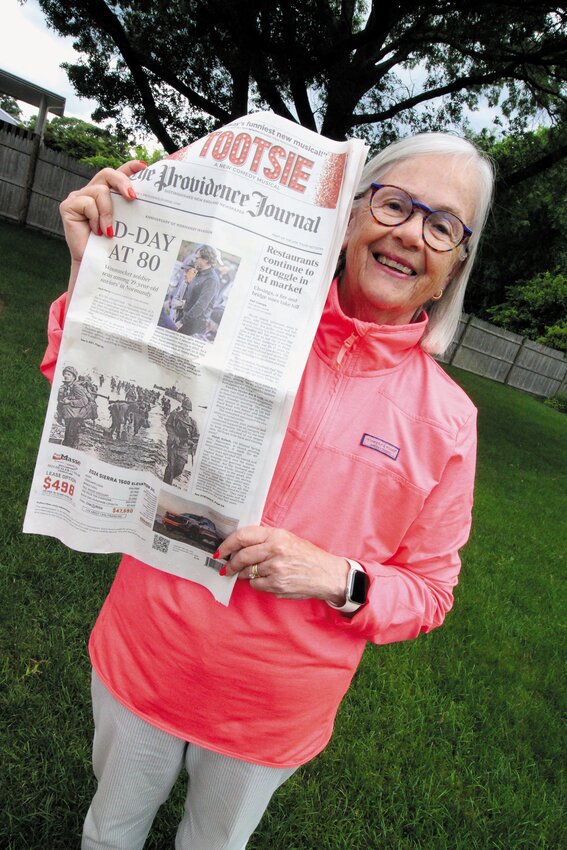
(543, 391), (567, 414)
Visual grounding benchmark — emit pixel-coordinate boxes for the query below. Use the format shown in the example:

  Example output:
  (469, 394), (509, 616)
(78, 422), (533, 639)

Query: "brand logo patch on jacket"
(360, 433), (400, 460)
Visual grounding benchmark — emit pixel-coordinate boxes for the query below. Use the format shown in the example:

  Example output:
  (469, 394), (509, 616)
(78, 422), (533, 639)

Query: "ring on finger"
(249, 564), (259, 581)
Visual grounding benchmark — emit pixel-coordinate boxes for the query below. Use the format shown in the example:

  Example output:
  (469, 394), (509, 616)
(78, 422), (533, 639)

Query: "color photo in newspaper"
(24, 112), (367, 605)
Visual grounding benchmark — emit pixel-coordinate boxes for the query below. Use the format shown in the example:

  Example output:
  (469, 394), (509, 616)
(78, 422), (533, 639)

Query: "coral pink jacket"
(41, 279), (477, 767)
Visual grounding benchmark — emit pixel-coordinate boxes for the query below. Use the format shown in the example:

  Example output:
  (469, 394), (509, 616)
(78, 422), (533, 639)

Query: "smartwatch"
(327, 559), (369, 614)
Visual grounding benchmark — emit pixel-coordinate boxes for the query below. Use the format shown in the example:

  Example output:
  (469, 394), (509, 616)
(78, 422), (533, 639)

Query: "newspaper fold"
(24, 112), (368, 605)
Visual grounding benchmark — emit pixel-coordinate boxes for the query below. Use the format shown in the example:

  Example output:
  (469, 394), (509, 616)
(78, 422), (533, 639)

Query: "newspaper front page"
(24, 112), (367, 604)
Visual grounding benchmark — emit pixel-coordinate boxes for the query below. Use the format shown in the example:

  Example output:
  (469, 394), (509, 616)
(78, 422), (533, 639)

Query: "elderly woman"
(43, 131), (493, 850)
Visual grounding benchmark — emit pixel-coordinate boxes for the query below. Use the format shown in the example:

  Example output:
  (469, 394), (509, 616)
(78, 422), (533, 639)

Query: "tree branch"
(79, 0), (231, 132)
(349, 68), (512, 126)
(497, 141), (567, 189)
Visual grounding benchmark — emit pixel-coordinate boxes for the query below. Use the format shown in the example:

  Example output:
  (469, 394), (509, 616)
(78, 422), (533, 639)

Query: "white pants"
(82, 671), (297, 850)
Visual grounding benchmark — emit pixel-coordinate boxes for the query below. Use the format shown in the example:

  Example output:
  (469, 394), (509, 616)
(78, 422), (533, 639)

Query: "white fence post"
(504, 336), (526, 385)
(447, 313), (474, 365)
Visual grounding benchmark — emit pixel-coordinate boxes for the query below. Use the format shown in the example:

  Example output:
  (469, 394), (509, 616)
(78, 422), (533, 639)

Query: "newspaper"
(24, 112), (367, 605)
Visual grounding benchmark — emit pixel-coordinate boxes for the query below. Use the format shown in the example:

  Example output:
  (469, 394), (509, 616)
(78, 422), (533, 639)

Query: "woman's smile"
(372, 250), (417, 277)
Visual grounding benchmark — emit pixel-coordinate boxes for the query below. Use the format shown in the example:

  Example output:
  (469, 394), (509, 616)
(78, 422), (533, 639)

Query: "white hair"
(348, 132), (495, 355)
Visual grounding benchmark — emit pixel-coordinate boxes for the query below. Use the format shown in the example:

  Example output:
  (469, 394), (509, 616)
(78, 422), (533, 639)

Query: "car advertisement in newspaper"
(24, 112), (367, 605)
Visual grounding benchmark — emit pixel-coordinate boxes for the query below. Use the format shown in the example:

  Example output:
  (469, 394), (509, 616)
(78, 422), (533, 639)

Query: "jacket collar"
(313, 278), (428, 374)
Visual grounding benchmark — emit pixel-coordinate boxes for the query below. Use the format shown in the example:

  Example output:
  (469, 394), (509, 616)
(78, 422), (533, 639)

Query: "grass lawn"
(1, 218), (565, 849)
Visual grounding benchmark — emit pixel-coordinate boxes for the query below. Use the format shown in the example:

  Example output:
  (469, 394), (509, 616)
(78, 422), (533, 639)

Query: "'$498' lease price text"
(43, 475), (75, 496)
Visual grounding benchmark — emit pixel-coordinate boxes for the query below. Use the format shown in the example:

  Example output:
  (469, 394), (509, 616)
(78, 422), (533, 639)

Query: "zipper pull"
(336, 332), (358, 368)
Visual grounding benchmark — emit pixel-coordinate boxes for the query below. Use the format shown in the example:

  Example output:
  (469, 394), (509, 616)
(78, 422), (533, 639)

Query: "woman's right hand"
(59, 160), (147, 302)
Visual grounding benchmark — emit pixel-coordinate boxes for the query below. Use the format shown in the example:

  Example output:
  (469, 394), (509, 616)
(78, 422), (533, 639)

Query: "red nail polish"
(127, 187), (137, 200)
(219, 566), (227, 576)
(212, 549), (220, 559)
(106, 225), (114, 238)
(97, 227), (103, 236)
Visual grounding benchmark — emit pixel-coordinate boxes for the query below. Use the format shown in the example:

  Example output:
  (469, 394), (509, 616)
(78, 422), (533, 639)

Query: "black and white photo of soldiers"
(163, 397), (200, 486)
(80, 373), (100, 423)
(49, 367), (202, 486)
(56, 366), (92, 448)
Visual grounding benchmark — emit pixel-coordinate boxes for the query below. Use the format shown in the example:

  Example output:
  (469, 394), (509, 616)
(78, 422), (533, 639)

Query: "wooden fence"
(438, 314), (567, 399)
(0, 122), (95, 238)
(1, 121), (565, 399)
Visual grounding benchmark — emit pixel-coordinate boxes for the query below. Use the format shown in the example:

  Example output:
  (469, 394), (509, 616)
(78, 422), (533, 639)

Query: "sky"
(3, 0), (100, 123)
(3, 0), (511, 141)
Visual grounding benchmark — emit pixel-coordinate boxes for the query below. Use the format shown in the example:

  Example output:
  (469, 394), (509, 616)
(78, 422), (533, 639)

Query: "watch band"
(327, 559), (367, 614)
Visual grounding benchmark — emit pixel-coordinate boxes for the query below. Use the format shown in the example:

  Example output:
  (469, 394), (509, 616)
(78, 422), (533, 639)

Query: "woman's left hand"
(218, 526), (350, 604)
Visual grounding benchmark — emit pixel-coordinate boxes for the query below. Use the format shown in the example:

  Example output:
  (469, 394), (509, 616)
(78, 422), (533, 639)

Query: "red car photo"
(162, 511), (222, 551)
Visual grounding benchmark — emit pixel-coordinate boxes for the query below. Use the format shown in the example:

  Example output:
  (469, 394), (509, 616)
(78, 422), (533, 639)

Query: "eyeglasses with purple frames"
(369, 183), (473, 253)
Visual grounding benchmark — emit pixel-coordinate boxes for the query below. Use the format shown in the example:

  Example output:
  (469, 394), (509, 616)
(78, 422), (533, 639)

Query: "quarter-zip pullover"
(41, 279), (477, 767)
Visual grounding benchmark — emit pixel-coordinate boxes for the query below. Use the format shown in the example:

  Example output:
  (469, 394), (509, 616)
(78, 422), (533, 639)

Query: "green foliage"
(25, 115), (130, 165)
(0, 94), (22, 121)
(80, 146), (165, 170)
(78, 143), (164, 170)
(77, 153), (126, 169)
(130, 144), (165, 166)
(24, 115), (165, 169)
(544, 391), (567, 414)
(467, 125), (567, 326)
(539, 319), (567, 353)
(486, 272), (567, 351)
(34, 1), (567, 150)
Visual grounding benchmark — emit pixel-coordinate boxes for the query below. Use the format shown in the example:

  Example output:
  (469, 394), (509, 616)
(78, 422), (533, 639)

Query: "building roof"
(0, 106), (20, 125)
(0, 68), (65, 115)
